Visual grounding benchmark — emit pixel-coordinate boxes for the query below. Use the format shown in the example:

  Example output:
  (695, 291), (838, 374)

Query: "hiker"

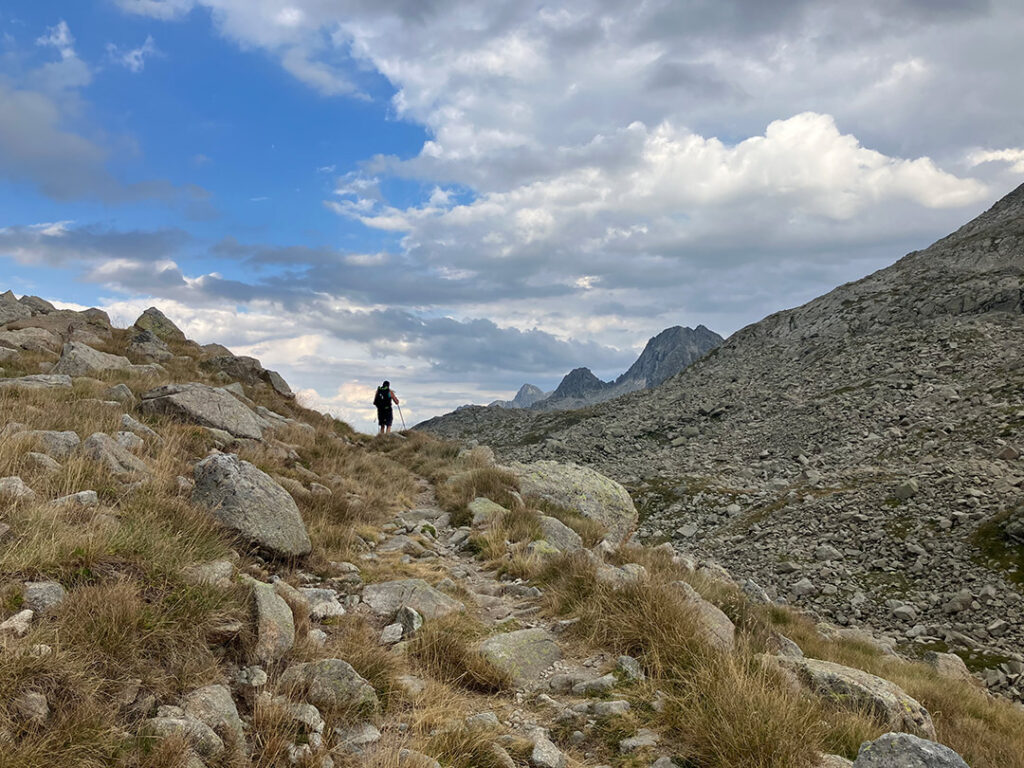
(373, 380), (400, 434)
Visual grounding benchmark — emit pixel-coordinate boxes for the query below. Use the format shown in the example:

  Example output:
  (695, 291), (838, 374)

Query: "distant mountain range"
(485, 324), (723, 412)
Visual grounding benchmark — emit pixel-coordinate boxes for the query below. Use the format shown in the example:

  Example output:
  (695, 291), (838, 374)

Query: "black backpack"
(373, 386), (390, 408)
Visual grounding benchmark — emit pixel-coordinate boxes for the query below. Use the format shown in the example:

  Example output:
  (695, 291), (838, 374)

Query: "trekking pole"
(397, 403), (407, 430)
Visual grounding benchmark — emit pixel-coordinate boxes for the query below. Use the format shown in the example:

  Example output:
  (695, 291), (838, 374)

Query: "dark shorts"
(377, 407), (393, 427)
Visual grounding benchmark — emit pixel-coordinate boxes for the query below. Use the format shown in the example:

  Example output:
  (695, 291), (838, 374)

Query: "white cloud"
(968, 147), (1024, 174)
(36, 20), (75, 60)
(108, 35), (160, 73)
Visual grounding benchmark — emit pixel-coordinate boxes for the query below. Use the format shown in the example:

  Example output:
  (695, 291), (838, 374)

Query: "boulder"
(192, 453), (312, 558)
(248, 579), (295, 664)
(17, 295), (55, 314)
(0, 327), (62, 353)
(361, 579), (464, 621)
(182, 684), (245, 746)
(922, 651), (975, 684)
(0, 290), (32, 326)
(538, 515), (583, 552)
(853, 732), (969, 767)
(477, 628), (563, 683)
(141, 383), (265, 439)
(468, 497), (507, 527)
(0, 476), (36, 502)
(0, 374), (72, 391)
(670, 581), (735, 652)
(279, 658), (378, 712)
(127, 329), (173, 362)
(23, 429), (80, 459)
(509, 460), (637, 543)
(530, 730), (567, 768)
(134, 307), (187, 343)
(79, 433), (149, 477)
(199, 355), (293, 398)
(776, 657), (935, 739)
(22, 581), (66, 614)
(52, 342), (132, 377)
(104, 383), (135, 407)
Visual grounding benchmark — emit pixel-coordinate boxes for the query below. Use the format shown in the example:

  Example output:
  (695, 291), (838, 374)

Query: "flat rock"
(22, 581), (66, 614)
(279, 658), (378, 712)
(192, 453), (311, 558)
(361, 578), (464, 621)
(477, 628), (563, 683)
(853, 732), (969, 767)
(52, 342), (131, 377)
(776, 657), (935, 740)
(0, 374), (72, 391)
(510, 460), (637, 543)
(141, 382), (265, 440)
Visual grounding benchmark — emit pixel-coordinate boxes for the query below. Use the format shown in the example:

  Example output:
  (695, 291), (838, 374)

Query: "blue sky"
(1, 0), (1023, 429)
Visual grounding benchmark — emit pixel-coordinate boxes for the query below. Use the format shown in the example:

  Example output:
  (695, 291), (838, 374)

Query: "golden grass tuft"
(409, 613), (512, 693)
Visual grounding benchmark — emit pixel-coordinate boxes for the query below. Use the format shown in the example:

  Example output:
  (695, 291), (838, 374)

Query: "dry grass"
(408, 613), (512, 693)
(434, 466), (522, 527)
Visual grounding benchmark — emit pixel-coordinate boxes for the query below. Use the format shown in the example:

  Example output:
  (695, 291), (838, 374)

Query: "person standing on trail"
(373, 380), (400, 435)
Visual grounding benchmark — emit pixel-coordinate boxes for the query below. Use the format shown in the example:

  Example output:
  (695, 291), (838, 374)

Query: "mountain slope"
(420, 183), (1024, 693)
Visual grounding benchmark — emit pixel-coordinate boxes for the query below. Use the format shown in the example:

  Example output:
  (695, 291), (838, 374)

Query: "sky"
(1, 1), (1022, 431)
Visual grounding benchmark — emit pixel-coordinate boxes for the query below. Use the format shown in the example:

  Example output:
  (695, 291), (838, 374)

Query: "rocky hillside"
(0, 291), (1020, 768)
(421, 182), (1024, 704)
(486, 326), (723, 414)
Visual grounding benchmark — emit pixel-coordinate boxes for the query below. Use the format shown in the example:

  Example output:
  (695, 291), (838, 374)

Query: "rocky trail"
(1, 292), (1020, 768)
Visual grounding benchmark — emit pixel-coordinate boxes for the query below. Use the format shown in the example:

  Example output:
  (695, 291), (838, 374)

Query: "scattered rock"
(182, 685), (245, 746)
(22, 581), (66, 614)
(853, 732), (969, 767)
(279, 658), (379, 712)
(141, 383), (265, 440)
(52, 342), (132, 377)
(79, 433), (149, 477)
(248, 579), (295, 664)
(0, 476), (36, 502)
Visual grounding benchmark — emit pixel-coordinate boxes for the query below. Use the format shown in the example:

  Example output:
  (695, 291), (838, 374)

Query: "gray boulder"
(200, 355), (293, 398)
(776, 657), (935, 739)
(127, 329), (173, 362)
(853, 732), (969, 767)
(477, 628), (563, 683)
(140, 717), (223, 758)
(670, 581), (735, 652)
(141, 383), (265, 439)
(279, 658), (378, 712)
(509, 460), (637, 543)
(22, 581), (66, 614)
(0, 476), (36, 502)
(538, 515), (583, 551)
(361, 578), (464, 621)
(192, 453), (312, 558)
(52, 342), (132, 377)
(24, 430), (80, 459)
(17, 295), (55, 314)
(0, 290), (32, 326)
(182, 684), (245, 746)
(0, 327), (62, 353)
(134, 307), (187, 343)
(79, 433), (149, 477)
(248, 579), (295, 664)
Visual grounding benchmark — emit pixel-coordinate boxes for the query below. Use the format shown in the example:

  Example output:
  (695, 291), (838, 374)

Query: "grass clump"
(409, 613), (512, 693)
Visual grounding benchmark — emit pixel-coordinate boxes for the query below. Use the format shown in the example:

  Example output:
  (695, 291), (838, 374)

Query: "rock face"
(510, 460), (637, 544)
(853, 732), (969, 767)
(361, 579), (464, 621)
(776, 656), (936, 739)
(477, 628), (563, 683)
(52, 342), (132, 377)
(141, 383), (265, 439)
(192, 453), (312, 558)
(616, 324), (724, 389)
(280, 659), (378, 712)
